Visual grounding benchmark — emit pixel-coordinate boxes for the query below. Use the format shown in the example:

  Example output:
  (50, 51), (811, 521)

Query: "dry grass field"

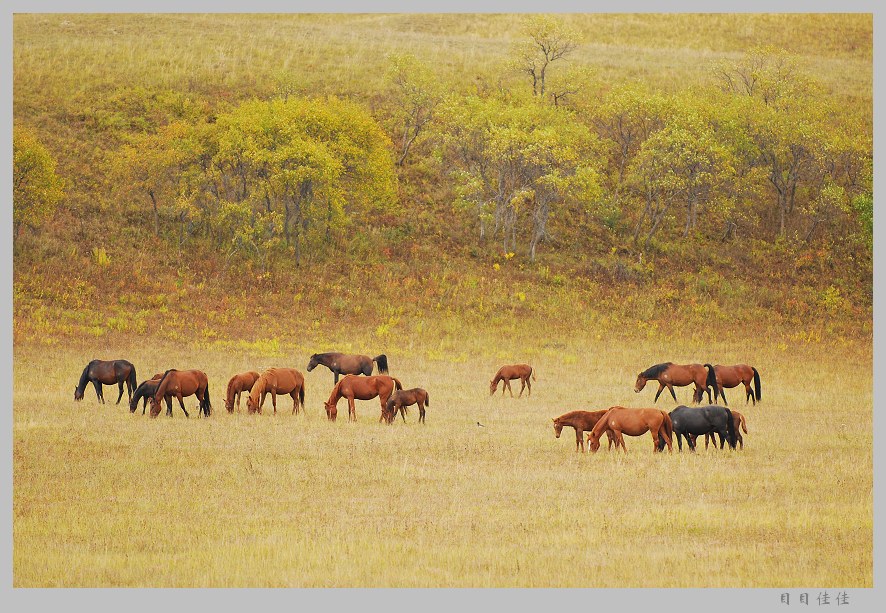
(12, 334), (872, 587)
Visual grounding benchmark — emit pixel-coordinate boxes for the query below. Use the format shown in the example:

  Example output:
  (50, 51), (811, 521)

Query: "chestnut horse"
(129, 373), (166, 415)
(246, 368), (306, 415)
(634, 362), (712, 404)
(697, 409), (748, 450)
(307, 352), (389, 384)
(74, 359), (138, 404)
(705, 364), (761, 406)
(324, 374), (403, 422)
(149, 369), (211, 418)
(552, 410), (616, 452)
(225, 371), (261, 413)
(489, 364), (536, 397)
(586, 407), (673, 453)
(383, 388), (429, 424)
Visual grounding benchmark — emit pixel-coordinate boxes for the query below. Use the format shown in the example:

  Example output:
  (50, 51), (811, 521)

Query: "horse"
(705, 364), (761, 405)
(324, 374), (403, 422)
(383, 388), (429, 424)
(660, 405), (736, 452)
(129, 373), (167, 415)
(306, 352), (389, 384)
(73, 359), (138, 404)
(225, 371), (261, 413)
(696, 409), (748, 450)
(245, 368), (306, 415)
(149, 369), (211, 418)
(586, 407), (673, 453)
(634, 362), (713, 404)
(552, 410), (616, 452)
(489, 364), (536, 397)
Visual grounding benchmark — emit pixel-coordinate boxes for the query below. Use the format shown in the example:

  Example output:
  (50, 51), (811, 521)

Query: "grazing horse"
(74, 359), (138, 405)
(129, 373), (167, 415)
(324, 374), (403, 422)
(225, 371), (261, 413)
(705, 364), (761, 406)
(634, 362), (712, 404)
(246, 368), (306, 415)
(552, 410), (616, 452)
(489, 364), (536, 397)
(384, 388), (430, 424)
(149, 369), (211, 418)
(306, 352), (389, 384)
(661, 405), (736, 452)
(697, 409), (748, 450)
(586, 407), (673, 453)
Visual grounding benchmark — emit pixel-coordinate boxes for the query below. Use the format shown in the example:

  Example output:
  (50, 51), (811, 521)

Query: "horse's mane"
(326, 376), (347, 403)
(639, 362), (673, 379)
(76, 362), (95, 392)
(312, 352), (341, 361)
(154, 369), (178, 396)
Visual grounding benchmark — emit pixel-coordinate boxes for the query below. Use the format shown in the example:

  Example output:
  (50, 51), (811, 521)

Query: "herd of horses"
(73, 356), (761, 452)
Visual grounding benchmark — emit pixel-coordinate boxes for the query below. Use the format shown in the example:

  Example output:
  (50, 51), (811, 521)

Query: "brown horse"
(225, 371), (261, 413)
(74, 359), (138, 404)
(586, 407), (673, 453)
(149, 369), (211, 418)
(383, 388), (429, 424)
(552, 410), (616, 452)
(129, 373), (166, 415)
(697, 409), (748, 449)
(246, 368), (306, 415)
(705, 364), (761, 406)
(634, 362), (712, 404)
(489, 364), (536, 397)
(307, 352), (389, 384)
(324, 374), (403, 422)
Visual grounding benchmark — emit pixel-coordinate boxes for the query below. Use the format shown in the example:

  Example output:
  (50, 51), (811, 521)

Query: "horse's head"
(74, 387), (83, 401)
(224, 397), (234, 413)
(489, 380), (497, 395)
(634, 375), (647, 393)
(307, 355), (318, 372)
(552, 419), (563, 438)
(149, 396), (162, 418)
(246, 395), (257, 414)
(587, 432), (601, 453)
(129, 395), (138, 413)
(324, 401), (337, 421)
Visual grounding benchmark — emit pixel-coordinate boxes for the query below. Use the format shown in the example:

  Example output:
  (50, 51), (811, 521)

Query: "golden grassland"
(13, 331), (872, 587)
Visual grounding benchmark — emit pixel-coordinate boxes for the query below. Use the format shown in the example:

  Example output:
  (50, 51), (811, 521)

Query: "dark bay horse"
(586, 407), (673, 453)
(552, 410), (616, 452)
(383, 388), (429, 424)
(634, 362), (712, 404)
(324, 374), (402, 422)
(129, 373), (167, 415)
(149, 369), (211, 418)
(697, 409), (748, 450)
(246, 368), (306, 415)
(74, 359), (138, 404)
(705, 364), (761, 405)
(661, 405), (736, 452)
(225, 371), (261, 413)
(489, 364), (536, 397)
(307, 352), (388, 384)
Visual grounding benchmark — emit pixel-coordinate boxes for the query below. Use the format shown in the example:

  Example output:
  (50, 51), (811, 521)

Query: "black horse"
(74, 359), (138, 404)
(129, 378), (173, 416)
(659, 405), (736, 452)
(306, 352), (389, 384)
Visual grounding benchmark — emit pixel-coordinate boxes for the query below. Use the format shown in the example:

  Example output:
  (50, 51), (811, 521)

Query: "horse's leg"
(116, 381), (125, 404)
(400, 403), (407, 423)
(653, 383), (664, 402)
(616, 431), (627, 453)
(518, 378), (526, 397)
(526, 376), (531, 396)
(576, 429), (583, 452)
(333, 369), (340, 385)
(719, 387), (728, 405)
(349, 396), (357, 422)
(271, 390), (278, 415)
(506, 379), (514, 397)
(667, 384), (677, 403)
(291, 391), (298, 415)
(744, 382), (754, 405)
(419, 403), (426, 424)
(177, 393), (189, 418)
(165, 396), (173, 417)
(92, 380), (104, 404)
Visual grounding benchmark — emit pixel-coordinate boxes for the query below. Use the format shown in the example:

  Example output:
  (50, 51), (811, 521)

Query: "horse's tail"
(752, 367), (761, 402)
(393, 377), (403, 391)
(662, 412), (673, 449)
(738, 412), (748, 434)
(704, 364), (717, 402)
(128, 364), (138, 393)
(724, 408), (736, 449)
(531, 366), (537, 381)
(425, 392), (429, 407)
(203, 381), (212, 416)
(373, 354), (389, 375)
(299, 382), (305, 410)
